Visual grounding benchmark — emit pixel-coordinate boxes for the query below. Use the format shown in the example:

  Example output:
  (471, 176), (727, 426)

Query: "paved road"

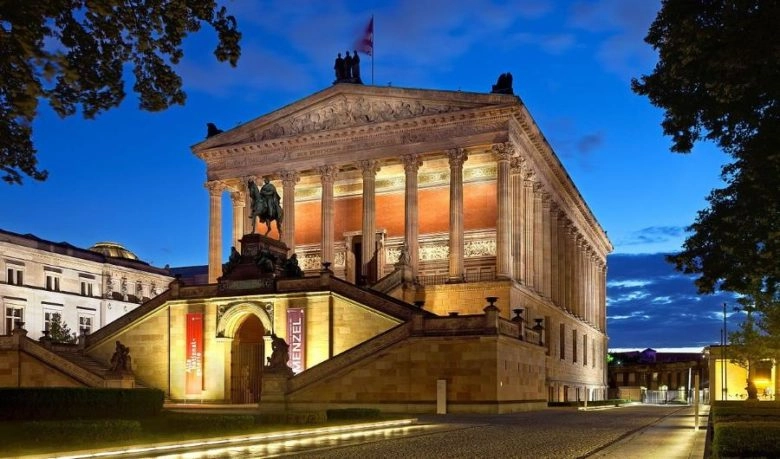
(274, 405), (693, 459)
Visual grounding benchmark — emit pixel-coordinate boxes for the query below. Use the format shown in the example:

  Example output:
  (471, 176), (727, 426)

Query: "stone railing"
(371, 268), (403, 294)
(288, 322), (412, 393)
(19, 337), (106, 387)
(85, 288), (174, 350)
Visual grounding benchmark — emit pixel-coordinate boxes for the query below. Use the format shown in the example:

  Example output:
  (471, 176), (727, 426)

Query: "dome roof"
(89, 242), (139, 261)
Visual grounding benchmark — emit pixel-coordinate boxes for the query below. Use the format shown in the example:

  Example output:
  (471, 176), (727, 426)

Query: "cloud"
(607, 253), (738, 348)
(619, 226), (686, 247)
(577, 132), (604, 154)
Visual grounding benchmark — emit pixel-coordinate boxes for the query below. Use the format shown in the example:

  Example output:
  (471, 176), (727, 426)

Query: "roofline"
(0, 227), (171, 276)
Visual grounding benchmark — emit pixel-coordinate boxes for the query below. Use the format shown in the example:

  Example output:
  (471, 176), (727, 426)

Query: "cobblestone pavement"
(280, 405), (688, 459)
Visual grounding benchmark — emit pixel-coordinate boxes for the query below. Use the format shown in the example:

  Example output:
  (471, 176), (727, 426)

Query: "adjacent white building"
(1, 228), (173, 340)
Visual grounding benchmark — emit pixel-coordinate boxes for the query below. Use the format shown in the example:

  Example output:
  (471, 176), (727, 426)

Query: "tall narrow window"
(583, 335), (588, 366)
(7, 267), (23, 285)
(5, 306), (24, 333)
(79, 315), (93, 335)
(45, 274), (60, 291)
(572, 329), (578, 363)
(559, 323), (565, 360)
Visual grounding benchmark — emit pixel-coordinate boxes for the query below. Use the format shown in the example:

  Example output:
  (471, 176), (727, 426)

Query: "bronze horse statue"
(248, 178), (283, 238)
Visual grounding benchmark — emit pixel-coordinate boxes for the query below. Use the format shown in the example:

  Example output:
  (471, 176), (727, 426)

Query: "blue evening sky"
(1, 1), (740, 349)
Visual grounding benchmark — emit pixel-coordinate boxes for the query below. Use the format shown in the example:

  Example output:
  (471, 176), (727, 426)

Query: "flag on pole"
(355, 16), (374, 56)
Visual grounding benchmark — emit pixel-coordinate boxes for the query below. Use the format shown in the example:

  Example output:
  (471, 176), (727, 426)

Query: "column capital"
(492, 142), (515, 161)
(541, 192), (552, 208)
(279, 170), (300, 186)
(447, 147), (468, 167)
(230, 190), (246, 206)
(357, 159), (381, 177)
(533, 181), (544, 194)
(510, 156), (526, 174)
(401, 154), (423, 173)
(205, 180), (226, 196)
(523, 168), (536, 183)
(317, 165), (339, 183)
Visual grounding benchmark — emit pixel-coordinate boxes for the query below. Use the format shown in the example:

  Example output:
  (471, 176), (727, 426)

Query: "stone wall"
(287, 333), (547, 414)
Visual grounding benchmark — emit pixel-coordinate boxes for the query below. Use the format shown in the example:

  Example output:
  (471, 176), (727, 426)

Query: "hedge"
(11, 419), (142, 445)
(147, 412), (256, 433)
(0, 388), (164, 420)
(712, 421), (780, 458)
(326, 408), (381, 420)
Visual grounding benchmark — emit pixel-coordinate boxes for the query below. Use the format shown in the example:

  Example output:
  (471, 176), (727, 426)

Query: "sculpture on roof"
(333, 50), (364, 85)
(248, 177), (283, 239)
(206, 123), (223, 138)
(491, 72), (514, 95)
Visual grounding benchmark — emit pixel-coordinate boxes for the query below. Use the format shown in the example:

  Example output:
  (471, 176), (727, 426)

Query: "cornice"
(508, 110), (612, 257)
(204, 105), (513, 181)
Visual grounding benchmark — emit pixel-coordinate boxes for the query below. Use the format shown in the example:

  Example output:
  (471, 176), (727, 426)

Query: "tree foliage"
(0, 0), (241, 184)
(48, 312), (76, 343)
(632, 1), (780, 301)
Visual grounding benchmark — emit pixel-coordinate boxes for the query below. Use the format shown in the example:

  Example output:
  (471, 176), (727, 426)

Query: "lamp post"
(723, 302), (728, 400)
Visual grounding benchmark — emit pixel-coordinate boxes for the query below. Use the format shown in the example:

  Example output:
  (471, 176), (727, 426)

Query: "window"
(80, 281), (94, 296)
(559, 323), (565, 360)
(6, 267), (23, 285)
(44, 310), (56, 331)
(572, 329), (578, 363)
(5, 306), (24, 333)
(78, 315), (93, 335)
(45, 274), (60, 291)
(583, 335), (588, 366)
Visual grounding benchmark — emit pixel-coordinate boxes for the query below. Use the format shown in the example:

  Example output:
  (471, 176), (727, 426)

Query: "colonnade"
(204, 142), (607, 332)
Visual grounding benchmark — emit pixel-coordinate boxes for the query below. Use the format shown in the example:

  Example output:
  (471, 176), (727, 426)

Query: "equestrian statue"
(248, 177), (284, 238)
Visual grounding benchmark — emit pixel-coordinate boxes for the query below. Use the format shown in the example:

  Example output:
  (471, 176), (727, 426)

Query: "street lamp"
(723, 302), (728, 401)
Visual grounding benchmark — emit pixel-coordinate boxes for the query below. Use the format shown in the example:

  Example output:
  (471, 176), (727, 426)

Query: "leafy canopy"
(632, 1), (780, 301)
(0, 0), (241, 184)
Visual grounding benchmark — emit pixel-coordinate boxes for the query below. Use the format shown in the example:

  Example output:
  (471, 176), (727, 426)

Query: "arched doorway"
(231, 315), (266, 403)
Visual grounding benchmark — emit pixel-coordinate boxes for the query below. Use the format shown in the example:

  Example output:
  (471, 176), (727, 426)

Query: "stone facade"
(0, 228), (172, 341)
(2, 83), (611, 413)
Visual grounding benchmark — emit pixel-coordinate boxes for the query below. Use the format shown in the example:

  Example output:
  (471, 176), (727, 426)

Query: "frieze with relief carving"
(253, 96), (464, 142)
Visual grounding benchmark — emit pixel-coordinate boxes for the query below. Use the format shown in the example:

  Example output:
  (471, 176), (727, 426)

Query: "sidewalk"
(590, 404), (710, 459)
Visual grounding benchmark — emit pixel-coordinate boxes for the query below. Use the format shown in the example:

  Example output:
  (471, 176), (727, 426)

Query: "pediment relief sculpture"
(247, 96), (474, 143)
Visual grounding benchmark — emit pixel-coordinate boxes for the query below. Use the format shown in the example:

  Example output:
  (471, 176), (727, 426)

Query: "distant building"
(608, 348), (708, 402)
(0, 228), (172, 341)
(706, 345), (777, 401)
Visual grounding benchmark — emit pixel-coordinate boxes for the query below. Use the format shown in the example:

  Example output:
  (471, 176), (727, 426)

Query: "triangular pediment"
(193, 84), (517, 152)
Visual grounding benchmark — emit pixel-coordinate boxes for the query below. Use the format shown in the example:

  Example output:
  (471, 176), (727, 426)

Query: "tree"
(48, 312), (76, 344)
(0, 1), (241, 184)
(632, 1), (780, 302)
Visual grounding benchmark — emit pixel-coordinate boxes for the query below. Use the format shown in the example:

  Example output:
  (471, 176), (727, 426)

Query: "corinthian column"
(511, 157), (526, 284)
(493, 143), (513, 280)
(401, 154), (422, 278)
(541, 193), (552, 297)
(522, 170), (536, 288)
(549, 201), (560, 305)
(318, 165), (338, 266)
(447, 148), (468, 283)
(280, 170), (300, 253)
(206, 180), (225, 283)
(230, 187), (246, 250)
(358, 160), (380, 284)
(533, 183), (544, 291)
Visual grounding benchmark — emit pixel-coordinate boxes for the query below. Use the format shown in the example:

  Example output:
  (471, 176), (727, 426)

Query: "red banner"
(185, 313), (203, 394)
(287, 308), (305, 374)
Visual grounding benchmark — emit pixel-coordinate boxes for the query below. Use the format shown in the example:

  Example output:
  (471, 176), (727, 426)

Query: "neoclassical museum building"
(1, 80), (611, 413)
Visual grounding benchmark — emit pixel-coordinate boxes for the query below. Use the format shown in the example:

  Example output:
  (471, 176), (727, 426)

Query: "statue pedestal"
(219, 234), (290, 293)
(259, 372), (290, 413)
